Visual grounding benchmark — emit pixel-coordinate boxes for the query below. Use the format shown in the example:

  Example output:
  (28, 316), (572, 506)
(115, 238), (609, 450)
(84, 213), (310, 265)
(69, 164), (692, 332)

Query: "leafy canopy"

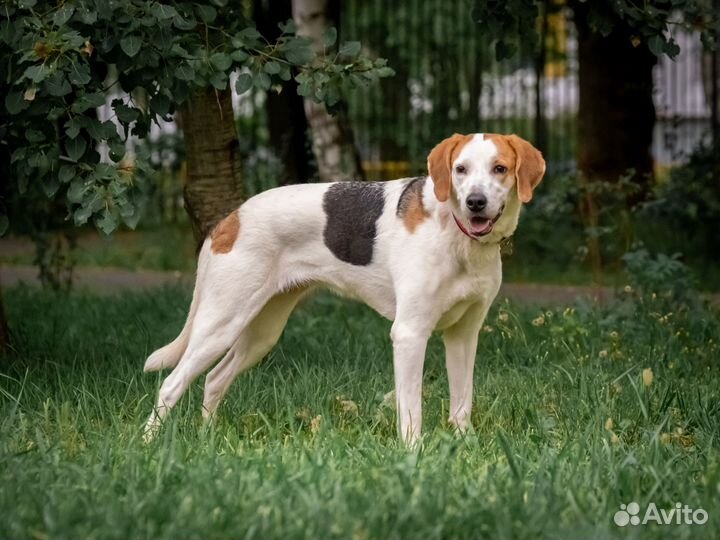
(0, 0), (393, 234)
(472, 0), (718, 60)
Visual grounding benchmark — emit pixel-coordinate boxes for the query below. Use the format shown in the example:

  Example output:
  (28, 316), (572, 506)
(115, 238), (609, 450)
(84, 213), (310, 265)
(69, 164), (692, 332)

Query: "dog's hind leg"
(202, 287), (310, 419)
(144, 242), (213, 372)
(143, 259), (279, 441)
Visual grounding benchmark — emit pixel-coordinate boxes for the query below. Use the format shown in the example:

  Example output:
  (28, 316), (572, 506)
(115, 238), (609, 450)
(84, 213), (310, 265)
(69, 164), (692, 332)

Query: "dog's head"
(427, 133), (545, 237)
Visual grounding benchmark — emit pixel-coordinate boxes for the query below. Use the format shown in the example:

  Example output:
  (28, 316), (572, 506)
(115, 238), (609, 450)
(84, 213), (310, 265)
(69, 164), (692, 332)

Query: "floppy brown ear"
(427, 134), (469, 202)
(506, 135), (546, 203)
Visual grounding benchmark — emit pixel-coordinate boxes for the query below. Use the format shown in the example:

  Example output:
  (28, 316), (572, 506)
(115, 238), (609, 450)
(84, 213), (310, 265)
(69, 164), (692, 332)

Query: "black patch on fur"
(396, 177), (426, 217)
(323, 181), (385, 266)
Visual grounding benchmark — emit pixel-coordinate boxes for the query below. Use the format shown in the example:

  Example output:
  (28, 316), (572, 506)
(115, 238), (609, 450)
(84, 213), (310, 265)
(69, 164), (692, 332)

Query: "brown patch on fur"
(404, 194), (429, 232)
(397, 177), (429, 233)
(427, 133), (474, 202)
(485, 133), (546, 202)
(210, 211), (240, 254)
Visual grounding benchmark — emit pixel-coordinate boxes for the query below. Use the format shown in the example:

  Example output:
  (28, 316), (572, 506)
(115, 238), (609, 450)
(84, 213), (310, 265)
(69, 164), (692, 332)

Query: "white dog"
(143, 133), (545, 444)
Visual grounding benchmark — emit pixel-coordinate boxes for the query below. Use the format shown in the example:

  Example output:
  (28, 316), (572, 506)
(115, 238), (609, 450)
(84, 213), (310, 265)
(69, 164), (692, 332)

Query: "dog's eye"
(455, 165), (466, 174)
(493, 165), (508, 174)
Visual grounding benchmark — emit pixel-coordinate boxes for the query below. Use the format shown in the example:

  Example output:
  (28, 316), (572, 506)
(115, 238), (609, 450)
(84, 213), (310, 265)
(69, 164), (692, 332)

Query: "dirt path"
(0, 264), (616, 305)
(3, 264), (718, 307)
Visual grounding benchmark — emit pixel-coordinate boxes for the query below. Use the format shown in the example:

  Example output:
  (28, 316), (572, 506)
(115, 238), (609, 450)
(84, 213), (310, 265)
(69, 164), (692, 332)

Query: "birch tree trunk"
(181, 88), (245, 242)
(292, 0), (365, 182)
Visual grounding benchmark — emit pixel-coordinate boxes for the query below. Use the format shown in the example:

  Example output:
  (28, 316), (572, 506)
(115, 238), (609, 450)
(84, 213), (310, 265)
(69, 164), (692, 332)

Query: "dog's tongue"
(470, 217), (493, 236)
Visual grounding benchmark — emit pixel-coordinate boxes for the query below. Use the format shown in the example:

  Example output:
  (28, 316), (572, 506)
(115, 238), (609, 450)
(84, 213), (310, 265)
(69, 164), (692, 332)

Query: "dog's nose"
(466, 194), (487, 212)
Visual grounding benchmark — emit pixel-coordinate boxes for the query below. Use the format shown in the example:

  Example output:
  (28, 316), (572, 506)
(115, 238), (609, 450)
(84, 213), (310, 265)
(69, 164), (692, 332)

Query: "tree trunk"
(573, 4), (657, 194)
(254, 0), (315, 184)
(292, 0), (365, 182)
(181, 88), (245, 242)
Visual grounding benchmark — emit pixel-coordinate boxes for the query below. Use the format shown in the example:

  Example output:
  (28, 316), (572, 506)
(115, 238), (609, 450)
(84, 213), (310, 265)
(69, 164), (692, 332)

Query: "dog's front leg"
(390, 319), (431, 445)
(443, 303), (489, 432)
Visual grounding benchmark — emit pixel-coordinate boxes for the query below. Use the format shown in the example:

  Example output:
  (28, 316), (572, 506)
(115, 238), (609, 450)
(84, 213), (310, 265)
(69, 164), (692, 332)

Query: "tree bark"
(292, 0), (365, 181)
(254, 0), (315, 184)
(181, 88), (245, 242)
(573, 3), (657, 194)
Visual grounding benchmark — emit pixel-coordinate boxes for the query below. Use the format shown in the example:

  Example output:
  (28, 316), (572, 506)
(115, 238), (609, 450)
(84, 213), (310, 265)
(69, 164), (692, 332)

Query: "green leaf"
(73, 204), (92, 225)
(44, 72), (71, 96)
(339, 41), (361, 58)
(66, 118), (81, 139)
(150, 93), (171, 116)
(210, 52), (232, 71)
(122, 207), (141, 229)
(109, 140), (126, 162)
(79, 9), (97, 24)
(120, 35), (142, 57)
(322, 27), (337, 48)
(23, 63), (49, 83)
(68, 62), (91, 85)
(209, 71), (227, 90)
(278, 19), (296, 33)
(42, 175), (60, 197)
(235, 72), (253, 94)
(5, 91), (29, 114)
(59, 164), (76, 183)
(196, 4), (217, 23)
(114, 102), (140, 124)
(96, 209), (118, 235)
(376, 66), (395, 78)
(52, 5), (75, 26)
(254, 71), (271, 90)
(66, 136), (87, 162)
(239, 27), (261, 41)
(175, 63), (195, 81)
(231, 49), (249, 62)
(71, 92), (106, 113)
(283, 38), (315, 65)
(263, 60), (281, 75)
(154, 4), (178, 19)
(26, 128), (45, 143)
(67, 179), (87, 203)
(278, 64), (292, 81)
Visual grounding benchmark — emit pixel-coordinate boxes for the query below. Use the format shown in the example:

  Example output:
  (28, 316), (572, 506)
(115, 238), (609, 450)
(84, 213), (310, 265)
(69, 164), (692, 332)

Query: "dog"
(143, 133), (545, 444)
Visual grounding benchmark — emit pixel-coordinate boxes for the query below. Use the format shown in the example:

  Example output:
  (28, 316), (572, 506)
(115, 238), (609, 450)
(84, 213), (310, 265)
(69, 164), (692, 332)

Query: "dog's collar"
(452, 213), (478, 240)
(451, 212), (510, 247)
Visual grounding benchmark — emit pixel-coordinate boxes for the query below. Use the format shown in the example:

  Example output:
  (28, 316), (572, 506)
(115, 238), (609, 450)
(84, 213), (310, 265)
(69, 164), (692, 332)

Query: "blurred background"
(1, 0), (719, 294)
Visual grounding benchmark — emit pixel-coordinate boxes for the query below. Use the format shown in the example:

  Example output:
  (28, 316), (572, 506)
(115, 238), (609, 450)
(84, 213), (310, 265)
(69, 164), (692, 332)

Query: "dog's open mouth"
(469, 216), (494, 237)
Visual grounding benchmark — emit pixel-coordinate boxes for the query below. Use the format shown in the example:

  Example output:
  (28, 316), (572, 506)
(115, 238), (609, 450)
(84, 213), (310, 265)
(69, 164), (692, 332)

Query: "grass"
(1, 285), (719, 539)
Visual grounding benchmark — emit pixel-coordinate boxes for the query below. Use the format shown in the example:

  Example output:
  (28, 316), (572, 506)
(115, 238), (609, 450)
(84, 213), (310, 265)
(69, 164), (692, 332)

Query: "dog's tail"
(143, 241), (211, 372)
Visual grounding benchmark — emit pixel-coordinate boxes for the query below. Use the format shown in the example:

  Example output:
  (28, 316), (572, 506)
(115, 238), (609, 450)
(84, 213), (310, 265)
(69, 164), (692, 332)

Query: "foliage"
(0, 0), (393, 235)
(640, 141), (720, 257)
(1, 286), (719, 538)
(621, 246), (695, 306)
(472, 0), (719, 60)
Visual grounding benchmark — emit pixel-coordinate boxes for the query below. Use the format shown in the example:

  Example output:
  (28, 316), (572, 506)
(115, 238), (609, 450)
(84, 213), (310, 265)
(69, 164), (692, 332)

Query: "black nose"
(466, 194), (487, 212)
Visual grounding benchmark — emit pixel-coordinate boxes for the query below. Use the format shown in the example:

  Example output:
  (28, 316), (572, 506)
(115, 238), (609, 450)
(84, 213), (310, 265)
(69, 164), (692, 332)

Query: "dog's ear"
(506, 135), (545, 203)
(427, 134), (470, 202)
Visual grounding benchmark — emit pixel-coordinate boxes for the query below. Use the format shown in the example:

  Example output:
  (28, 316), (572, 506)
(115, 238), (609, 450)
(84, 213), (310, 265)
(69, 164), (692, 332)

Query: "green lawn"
(1, 285), (719, 539)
